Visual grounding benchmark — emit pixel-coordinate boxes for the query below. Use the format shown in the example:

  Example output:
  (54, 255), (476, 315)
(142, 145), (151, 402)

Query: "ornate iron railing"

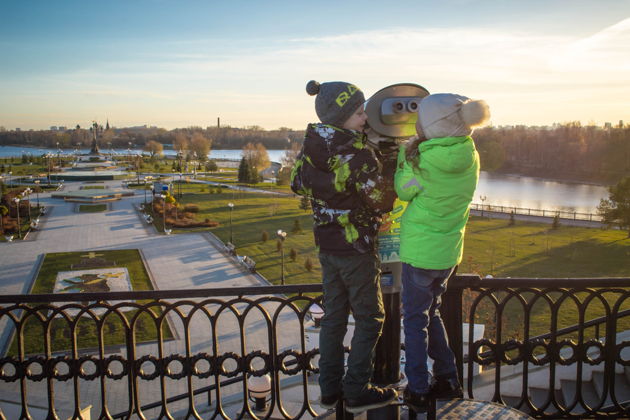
(2, 277), (630, 419)
(443, 275), (630, 418)
(0, 285), (324, 420)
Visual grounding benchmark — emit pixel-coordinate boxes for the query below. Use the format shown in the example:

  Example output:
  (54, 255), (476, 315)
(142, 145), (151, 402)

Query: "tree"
(277, 142), (301, 185)
(190, 132), (212, 162)
(205, 160), (218, 172)
(174, 133), (189, 169)
(552, 214), (560, 229)
(237, 156), (259, 184)
(299, 196), (311, 212)
(144, 140), (164, 158)
(598, 176), (630, 237)
(304, 257), (314, 272)
(238, 157), (249, 183)
(242, 142), (270, 172)
(0, 205), (8, 234)
(281, 142), (301, 168)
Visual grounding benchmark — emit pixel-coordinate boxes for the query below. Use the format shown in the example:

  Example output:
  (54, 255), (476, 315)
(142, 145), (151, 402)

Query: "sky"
(1, 0), (629, 131)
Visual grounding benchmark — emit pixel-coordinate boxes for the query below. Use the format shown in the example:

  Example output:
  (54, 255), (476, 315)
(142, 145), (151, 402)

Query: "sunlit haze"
(1, 0), (629, 130)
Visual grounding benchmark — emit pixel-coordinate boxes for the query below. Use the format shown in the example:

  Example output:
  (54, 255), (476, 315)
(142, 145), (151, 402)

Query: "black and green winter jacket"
(291, 123), (397, 255)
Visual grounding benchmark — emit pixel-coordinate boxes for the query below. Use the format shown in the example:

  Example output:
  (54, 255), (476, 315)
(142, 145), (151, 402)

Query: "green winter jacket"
(394, 136), (480, 269)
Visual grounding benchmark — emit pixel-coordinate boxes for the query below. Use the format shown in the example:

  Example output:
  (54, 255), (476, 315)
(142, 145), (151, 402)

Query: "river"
(0, 146), (610, 214)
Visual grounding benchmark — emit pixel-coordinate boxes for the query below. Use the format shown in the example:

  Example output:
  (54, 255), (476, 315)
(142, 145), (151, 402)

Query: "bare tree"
(190, 132), (212, 162)
(144, 140), (164, 158)
(174, 133), (190, 155)
(242, 142), (270, 172)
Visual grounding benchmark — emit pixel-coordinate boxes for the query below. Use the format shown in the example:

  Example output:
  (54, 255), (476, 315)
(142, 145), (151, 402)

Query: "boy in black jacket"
(291, 80), (397, 413)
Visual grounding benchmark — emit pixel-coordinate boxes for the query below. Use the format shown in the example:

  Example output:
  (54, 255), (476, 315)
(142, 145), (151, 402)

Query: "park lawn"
(462, 216), (630, 339)
(78, 204), (107, 212)
(154, 185), (630, 339)
(170, 184), (320, 285)
(9, 250), (173, 356)
(0, 161), (48, 177)
(80, 185), (105, 190)
(197, 173), (294, 194)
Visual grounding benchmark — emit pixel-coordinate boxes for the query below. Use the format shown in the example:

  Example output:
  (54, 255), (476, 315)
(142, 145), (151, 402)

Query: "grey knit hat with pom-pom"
(306, 80), (365, 127)
(417, 93), (491, 139)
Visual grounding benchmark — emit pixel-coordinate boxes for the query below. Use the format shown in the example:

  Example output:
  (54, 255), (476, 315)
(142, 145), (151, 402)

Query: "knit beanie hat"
(417, 93), (490, 139)
(306, 80), (365, 127)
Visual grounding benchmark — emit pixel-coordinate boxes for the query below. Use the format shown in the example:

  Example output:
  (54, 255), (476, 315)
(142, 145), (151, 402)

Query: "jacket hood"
(418, 136), (476, 174)
(303, 123), (365, 172)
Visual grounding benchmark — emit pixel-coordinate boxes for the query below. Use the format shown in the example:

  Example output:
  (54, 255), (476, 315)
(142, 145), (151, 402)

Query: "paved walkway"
(0, 179), (320, 419)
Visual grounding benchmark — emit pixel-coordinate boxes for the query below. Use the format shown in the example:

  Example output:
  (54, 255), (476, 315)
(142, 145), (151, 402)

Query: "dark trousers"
(318, 252), (385, 398)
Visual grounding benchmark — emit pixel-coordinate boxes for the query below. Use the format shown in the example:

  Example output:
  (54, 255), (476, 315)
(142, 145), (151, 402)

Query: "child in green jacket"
(394, 93), (490, 412)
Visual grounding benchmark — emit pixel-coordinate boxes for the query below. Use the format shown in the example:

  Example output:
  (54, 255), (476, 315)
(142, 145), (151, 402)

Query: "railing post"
(442, 273), (465, 388)
(369, 262), (402, 420)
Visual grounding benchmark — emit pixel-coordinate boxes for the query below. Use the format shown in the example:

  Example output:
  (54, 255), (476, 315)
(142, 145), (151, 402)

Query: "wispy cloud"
(550, 17), (630, 73)
(2, 22), (629, 129)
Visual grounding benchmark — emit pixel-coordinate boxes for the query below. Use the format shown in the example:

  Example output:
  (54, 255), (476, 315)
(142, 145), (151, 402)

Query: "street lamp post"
(8, 171), (12, 187)
(24, 188), (32, 222)
(228, 202), (234, 244)
(160, 194), (167, 233)
(480, 195), (487, 218)
(46, 154), (52, 185)
(13, 197), (21, 239)
(277, 229), (287, 285)
(34, 180), (40, 209)
(179, 172), (182, 198)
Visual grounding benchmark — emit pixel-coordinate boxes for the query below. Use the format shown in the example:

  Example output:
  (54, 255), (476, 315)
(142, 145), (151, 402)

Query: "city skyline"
(1, 0), (629, 130)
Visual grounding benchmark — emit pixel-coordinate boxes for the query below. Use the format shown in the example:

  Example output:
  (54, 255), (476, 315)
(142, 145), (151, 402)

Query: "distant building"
(58, 126), (67, 131)
(604, 122), (612, 130)
(260, 162), (281, 180)
(15, 128), (21, 132)
(50, 126), (58, 131)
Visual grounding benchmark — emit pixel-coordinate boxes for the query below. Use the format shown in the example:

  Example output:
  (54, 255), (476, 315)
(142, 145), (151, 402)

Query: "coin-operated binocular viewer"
(365, 83), (429, 420)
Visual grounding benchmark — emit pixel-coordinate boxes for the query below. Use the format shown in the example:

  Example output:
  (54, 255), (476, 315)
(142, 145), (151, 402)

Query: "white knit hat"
(416, 93), (490, 139)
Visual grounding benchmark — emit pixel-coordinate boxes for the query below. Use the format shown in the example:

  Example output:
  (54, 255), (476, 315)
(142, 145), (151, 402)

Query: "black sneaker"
(431, 376), (463, 399)
(345, 385), (398, 414)
(319, 392), (341, 409)
(403, 386), (430, 413)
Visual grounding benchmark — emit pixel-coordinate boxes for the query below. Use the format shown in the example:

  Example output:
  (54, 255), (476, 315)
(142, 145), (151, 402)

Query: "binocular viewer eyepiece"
(387, 97), (421, 113)
(365, 83), (430, 139)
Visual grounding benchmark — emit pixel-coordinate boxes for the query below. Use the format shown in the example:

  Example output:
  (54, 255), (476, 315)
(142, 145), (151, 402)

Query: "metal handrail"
(470, 202), (602, 222)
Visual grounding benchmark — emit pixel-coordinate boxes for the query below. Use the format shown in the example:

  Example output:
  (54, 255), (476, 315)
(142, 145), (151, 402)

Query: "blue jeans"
(402, 263), (457, 394)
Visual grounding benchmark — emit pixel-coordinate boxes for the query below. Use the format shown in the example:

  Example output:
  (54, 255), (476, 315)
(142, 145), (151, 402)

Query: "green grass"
(153, 183), (319, 284)
(161, 186), (630, 340)
(78, 204), (107, 212)
(9, 250), (173, 356)
(81, 185), (105, 190)
(198, 173), (293, 193)
(461, 216), (630, 339)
